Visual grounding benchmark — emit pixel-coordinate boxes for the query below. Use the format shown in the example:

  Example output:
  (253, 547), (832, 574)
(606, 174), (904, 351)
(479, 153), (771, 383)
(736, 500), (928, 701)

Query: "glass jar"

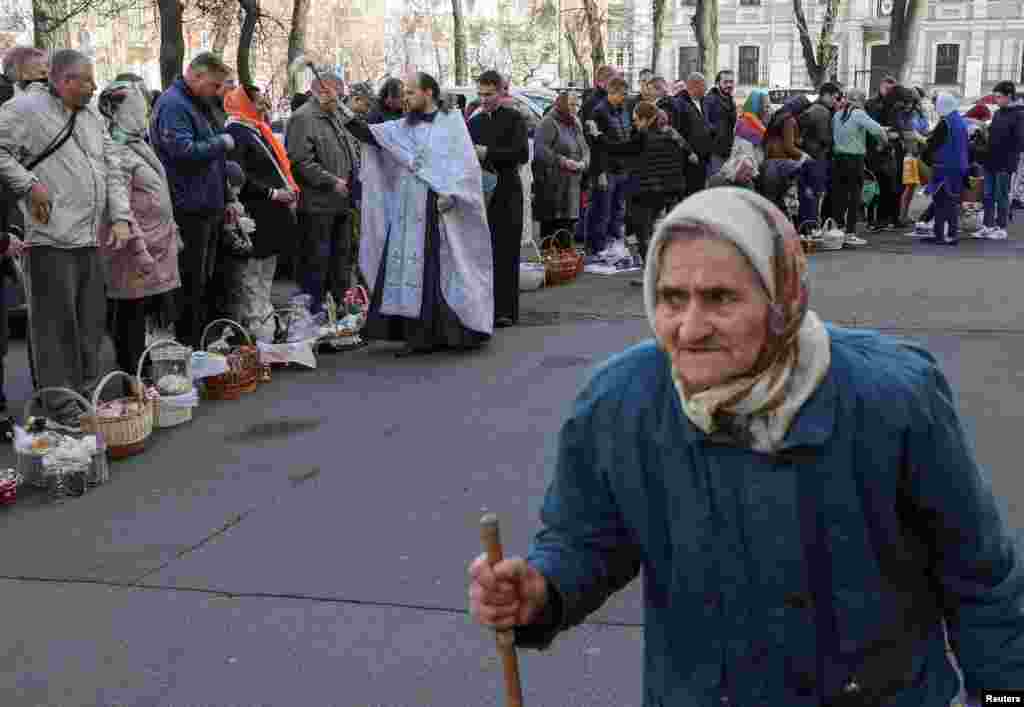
(152, 343), (193, 396)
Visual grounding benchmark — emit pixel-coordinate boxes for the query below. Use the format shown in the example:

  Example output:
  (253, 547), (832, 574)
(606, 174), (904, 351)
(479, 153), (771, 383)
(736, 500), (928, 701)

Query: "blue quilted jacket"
(517, 326), (1024, 706)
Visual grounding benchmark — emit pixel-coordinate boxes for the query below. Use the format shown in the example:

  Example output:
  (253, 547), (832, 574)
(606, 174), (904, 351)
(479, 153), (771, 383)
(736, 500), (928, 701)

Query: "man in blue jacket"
(979, 81), (1024, 240)
(151, 52), (235, 347)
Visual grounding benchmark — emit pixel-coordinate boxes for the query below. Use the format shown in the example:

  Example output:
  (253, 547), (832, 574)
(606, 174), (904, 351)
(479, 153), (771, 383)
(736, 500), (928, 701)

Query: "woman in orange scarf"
(222, 84), (300, 340)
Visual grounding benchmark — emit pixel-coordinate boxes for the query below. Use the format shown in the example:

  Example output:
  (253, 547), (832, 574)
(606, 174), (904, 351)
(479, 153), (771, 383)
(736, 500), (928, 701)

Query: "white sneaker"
(987, 228), (1008, 240)
(914, 221), (933, 233)
(844, 235), (867, 247)
(971, 226), (992, 239)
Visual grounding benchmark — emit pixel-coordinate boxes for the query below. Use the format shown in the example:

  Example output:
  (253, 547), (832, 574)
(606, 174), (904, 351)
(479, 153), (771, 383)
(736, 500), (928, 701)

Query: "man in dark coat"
(584, 76), (635, 256)
(468, 70), (529, 328)
(286, 72), (358, 314)
(580, 65), (615, 127)
(797, 82), (841, 227)
(673, 72), (713, 196)
(150, 51), (234, 348)
(702, 70), (737, 177)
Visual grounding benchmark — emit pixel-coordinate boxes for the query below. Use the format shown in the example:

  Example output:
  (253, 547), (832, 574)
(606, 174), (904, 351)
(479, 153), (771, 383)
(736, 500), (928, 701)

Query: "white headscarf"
(935, 92), (958, 118)
(643, 188), (831, 452)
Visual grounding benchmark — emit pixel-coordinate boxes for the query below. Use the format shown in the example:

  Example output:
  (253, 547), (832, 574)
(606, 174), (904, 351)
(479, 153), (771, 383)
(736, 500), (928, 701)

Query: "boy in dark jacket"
(979, 81), (1024, 239)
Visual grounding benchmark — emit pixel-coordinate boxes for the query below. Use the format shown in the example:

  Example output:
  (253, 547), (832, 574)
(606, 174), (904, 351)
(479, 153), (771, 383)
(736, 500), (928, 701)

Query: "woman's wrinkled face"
(654, 237), (771, 394)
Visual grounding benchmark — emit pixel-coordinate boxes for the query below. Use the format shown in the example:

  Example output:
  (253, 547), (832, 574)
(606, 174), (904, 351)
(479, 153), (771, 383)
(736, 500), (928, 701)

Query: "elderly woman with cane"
(469, 188), (1024, 706)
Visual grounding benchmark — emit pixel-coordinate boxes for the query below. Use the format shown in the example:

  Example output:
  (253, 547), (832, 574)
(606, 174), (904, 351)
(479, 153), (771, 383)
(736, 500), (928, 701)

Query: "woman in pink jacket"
(98, 80), (182, 378)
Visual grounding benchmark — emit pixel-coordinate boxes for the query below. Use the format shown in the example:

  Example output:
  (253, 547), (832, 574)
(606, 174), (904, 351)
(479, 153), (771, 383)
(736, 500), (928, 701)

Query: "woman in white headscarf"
(920, 92), (969, 245)
(98, 80), (182, 377)
(469, 187), (1024, 705)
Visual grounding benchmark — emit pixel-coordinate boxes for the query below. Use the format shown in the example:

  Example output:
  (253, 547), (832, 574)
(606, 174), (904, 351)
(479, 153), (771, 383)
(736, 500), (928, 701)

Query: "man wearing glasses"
(0, 49), (134, 430)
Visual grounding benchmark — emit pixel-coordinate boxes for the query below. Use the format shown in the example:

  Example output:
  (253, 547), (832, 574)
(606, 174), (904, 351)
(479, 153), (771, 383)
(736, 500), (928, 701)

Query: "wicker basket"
(19, 387), (109, 488)
(92, 371), (154, 459)
(540, 233), (583, 287)
(138, 339), (195, 429)
(200, 318), (260, 400)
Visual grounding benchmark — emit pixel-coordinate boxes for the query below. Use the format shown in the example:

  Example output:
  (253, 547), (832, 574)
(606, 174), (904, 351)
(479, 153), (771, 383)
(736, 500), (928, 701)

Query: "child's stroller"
(861, 169), (880, 225)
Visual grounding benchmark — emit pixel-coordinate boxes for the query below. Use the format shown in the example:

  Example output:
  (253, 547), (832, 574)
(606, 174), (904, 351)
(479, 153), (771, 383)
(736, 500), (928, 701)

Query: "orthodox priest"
(467, 70), (529, 328)
(340, 72), (494, 357)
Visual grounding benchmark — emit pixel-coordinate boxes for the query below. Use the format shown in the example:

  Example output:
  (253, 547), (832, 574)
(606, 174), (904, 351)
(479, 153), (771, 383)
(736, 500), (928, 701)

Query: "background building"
(618, 0), (1024, 99)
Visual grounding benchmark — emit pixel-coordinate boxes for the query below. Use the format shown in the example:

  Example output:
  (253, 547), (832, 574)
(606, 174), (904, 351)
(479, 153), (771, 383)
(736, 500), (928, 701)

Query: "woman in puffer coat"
(626, 102), (689, 260)
(98, 80), (181, 378)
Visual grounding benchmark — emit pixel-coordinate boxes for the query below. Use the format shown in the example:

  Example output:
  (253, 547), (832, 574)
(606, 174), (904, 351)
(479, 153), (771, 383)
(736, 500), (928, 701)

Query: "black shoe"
(940, 238), (960, 246)
(0, 415), (13, 444)
(868, 223), (887, 233)
(495, 317), (516, 329)
(919, 236), (941, 244)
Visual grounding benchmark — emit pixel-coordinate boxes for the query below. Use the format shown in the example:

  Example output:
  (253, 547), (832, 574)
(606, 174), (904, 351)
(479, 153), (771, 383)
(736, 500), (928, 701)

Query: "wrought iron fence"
(983, 64), (1023, 84)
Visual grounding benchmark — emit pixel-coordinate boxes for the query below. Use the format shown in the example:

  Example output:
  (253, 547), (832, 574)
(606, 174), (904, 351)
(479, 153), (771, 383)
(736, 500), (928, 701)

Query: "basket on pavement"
(540, 233), (583, 286)
(92, 370), (154, 459)
(18, 387), (108, 488)
(138, 339), (196, 429)
(200, 319), (260, 400)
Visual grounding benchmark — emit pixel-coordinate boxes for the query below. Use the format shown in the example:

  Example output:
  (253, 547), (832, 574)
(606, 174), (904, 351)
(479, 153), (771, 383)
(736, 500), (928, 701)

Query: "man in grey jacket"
(286, 72), (357, 314)
(0, 49), (133, 426)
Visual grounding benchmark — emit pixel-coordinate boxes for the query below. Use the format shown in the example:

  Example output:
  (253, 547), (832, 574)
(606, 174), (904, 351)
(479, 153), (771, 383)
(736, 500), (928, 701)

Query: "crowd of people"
(545, 66), (1024, 260)
(0, 43), (1021, 435)
(0, 46), (545, 433)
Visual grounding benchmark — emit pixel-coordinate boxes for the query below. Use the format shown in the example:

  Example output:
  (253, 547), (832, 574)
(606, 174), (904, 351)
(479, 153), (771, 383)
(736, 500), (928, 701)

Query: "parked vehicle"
(443, 86), (548, 134)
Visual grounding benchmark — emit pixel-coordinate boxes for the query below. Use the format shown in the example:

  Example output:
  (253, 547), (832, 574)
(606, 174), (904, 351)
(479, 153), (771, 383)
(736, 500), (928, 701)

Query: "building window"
(128, 8), (145, 44)
(934, 43), (959, 84)
(738, 46), (760, 85)
(678, 46), (699, 80)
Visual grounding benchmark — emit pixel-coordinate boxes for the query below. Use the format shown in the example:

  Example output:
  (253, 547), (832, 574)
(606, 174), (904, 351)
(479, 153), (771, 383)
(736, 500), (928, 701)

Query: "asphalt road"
(2, 219), (1024, 706)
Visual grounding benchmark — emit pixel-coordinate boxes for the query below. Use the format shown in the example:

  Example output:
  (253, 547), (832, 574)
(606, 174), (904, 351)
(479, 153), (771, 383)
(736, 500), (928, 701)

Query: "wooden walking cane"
(480, 513), (525, 707)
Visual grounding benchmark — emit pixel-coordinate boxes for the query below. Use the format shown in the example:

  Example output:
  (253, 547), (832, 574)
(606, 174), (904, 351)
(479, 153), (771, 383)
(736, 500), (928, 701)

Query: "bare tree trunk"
(211, 0), (236, 57)
(793, 0), (838, 88)
(651, 0), (666, 76)
(889, 0), (923, 84)
(564, 28), (589, 86)
(157, 0), (186, 89)
(451, 0), (467, 85)
(32, 0), (71, 50)
(287, 0), (311, 93)
(237, 0), (258, 88)
(582, 0), (604, 71)
(690, 0), (717, 78)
